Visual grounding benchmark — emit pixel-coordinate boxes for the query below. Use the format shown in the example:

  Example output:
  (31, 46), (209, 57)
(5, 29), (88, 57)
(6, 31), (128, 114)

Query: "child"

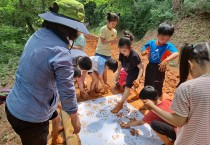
(73, 67), (81, 81)
(111, 33), (144, 114)
(120, 86), (176, 145)
(72, 56), (92, 99)
(95, 12), (120, 85)
(116, 31), (135, 90)
(141, 23), (179, 97)
(95, 12), (120, 60)
(88, 56), (118, 96)
(144, 42), (210, 145)
(51, 107), (63, 144)
(71, 32), (86, 51)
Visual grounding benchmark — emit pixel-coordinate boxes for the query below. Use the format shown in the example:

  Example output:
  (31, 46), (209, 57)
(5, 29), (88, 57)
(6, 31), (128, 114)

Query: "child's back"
(89, 56), (106, 74)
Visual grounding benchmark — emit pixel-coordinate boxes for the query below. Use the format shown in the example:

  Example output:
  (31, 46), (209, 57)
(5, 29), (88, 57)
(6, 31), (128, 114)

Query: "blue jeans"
(95, 53), (111, 60)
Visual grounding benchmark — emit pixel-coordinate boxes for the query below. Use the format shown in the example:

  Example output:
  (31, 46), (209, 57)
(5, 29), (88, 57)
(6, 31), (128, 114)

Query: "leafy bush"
(84, 0), (175, 39)
(183, 0), (210, 16)
(0, 25), (29, 86)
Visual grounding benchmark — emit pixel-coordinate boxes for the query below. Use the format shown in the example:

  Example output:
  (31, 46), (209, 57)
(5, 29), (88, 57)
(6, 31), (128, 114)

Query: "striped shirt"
(171, 74), (210, 145)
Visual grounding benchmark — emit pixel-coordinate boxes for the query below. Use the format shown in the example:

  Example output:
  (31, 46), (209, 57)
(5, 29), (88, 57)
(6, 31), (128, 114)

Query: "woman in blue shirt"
(5, 1), (90, 145)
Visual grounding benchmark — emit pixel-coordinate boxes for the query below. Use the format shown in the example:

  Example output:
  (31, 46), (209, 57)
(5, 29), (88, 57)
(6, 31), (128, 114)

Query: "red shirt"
(142, 99), (173, 124)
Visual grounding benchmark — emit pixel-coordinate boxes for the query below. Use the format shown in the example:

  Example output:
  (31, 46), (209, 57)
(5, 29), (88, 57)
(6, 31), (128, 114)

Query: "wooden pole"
(60, 110), (81, 145)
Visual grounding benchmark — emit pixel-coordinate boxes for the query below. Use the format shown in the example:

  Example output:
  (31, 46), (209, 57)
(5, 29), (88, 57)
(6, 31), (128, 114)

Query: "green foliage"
(0, 25), (29, 86)
(84, 0), (210, 39)
(84, 0), (175, 39)
(183, 0), (210, 16)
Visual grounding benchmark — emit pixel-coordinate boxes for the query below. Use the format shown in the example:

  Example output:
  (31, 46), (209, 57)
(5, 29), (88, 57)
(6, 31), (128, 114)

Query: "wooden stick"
(60, 110), (81, 145)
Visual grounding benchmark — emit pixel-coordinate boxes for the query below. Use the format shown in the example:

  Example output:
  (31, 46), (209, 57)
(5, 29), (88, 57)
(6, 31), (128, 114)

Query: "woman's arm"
(144, 100), (187, 127)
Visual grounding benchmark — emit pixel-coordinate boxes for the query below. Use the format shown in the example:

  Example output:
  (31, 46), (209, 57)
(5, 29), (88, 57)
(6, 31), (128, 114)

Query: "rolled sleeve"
(171, 83), (190, 117)
(49, 47), (78, 115)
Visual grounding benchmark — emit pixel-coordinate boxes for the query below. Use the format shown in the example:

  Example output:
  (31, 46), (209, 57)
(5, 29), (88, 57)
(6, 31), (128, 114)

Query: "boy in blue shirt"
(141, 23), (179, 97)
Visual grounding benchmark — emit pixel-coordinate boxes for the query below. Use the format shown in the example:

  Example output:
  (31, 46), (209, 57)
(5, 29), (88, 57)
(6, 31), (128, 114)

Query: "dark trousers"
(151, 120), (176, 141)
(5, 105), (49, 145)
(144, 62), (165, 96)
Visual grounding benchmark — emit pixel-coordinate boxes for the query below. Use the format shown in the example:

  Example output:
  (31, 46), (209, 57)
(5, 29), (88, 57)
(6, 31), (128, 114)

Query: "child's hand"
(120, 122), (130, 128)
(110, 38), (118, 44)
(133, 80), (139, 89)
(104, 84), (110, 94)
(143, 99), (156, 110)
(159, 60), (168, 72)
(141, 50), (149, 56)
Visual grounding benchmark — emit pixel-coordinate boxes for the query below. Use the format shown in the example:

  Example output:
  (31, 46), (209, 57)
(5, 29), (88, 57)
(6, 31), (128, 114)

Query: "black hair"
(42, 3), (78, 44)
(78, 56), (92, 71)
(178, 42), (210, 86)
(118, 31), (134, 49)
(158, 22), (174, 36)
(123, 30), (134, 42)
(139, 86), (159, 101)
(106, 59), (118, 72)
(107, 12), (120, 22)
(73, 68), (81, 78)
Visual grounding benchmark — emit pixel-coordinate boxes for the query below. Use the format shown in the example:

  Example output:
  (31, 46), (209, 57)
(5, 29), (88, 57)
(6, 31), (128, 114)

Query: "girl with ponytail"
(111, 32), (144, 114)
(144, 42), (210, 145)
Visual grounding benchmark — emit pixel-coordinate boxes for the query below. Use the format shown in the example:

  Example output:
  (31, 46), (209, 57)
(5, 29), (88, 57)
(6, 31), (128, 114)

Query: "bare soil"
(0, 16), (209, 145)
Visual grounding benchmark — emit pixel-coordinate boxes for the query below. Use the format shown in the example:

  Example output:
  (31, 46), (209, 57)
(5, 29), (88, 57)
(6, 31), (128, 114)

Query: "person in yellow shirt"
(95, 12), (120, 85)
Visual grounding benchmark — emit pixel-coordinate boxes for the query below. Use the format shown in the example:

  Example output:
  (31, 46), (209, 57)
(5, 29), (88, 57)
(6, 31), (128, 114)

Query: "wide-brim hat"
(38, 0), (89, 34)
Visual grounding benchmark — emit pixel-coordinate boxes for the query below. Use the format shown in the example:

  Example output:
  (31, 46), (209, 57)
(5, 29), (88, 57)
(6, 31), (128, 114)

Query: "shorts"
(95, 53), (111, 60)
(125, 70), (139, 88)
(118, 68), (127, 86)
(151, 120), (176, 141)
(144, 62), (165, 96)
(49, 110), (58, 120)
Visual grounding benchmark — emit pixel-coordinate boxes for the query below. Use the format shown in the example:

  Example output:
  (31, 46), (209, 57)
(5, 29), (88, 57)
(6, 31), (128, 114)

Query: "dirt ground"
(0, 34), (179, 145)
(82, 34), (179, 107)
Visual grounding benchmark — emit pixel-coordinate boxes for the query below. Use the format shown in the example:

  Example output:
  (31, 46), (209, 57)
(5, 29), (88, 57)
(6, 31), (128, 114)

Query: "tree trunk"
(19, 0), (35, 33)
(172, 0), (184, 14)
(41, 0), (46, 12)
(26, 17), (35, 33)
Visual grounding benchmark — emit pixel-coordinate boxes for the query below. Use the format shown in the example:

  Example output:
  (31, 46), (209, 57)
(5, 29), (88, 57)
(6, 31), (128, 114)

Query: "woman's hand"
(159, 60), (168, 72)
(70, 112), (81, 134)
(143, 100), (156, 110)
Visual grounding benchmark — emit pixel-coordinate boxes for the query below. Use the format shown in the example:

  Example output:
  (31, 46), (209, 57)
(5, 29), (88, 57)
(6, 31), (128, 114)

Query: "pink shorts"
(119, 68), (127, 86)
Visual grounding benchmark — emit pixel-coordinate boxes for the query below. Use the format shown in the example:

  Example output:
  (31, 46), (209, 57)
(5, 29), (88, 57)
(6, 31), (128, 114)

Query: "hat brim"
(39, 12), (90, 34)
